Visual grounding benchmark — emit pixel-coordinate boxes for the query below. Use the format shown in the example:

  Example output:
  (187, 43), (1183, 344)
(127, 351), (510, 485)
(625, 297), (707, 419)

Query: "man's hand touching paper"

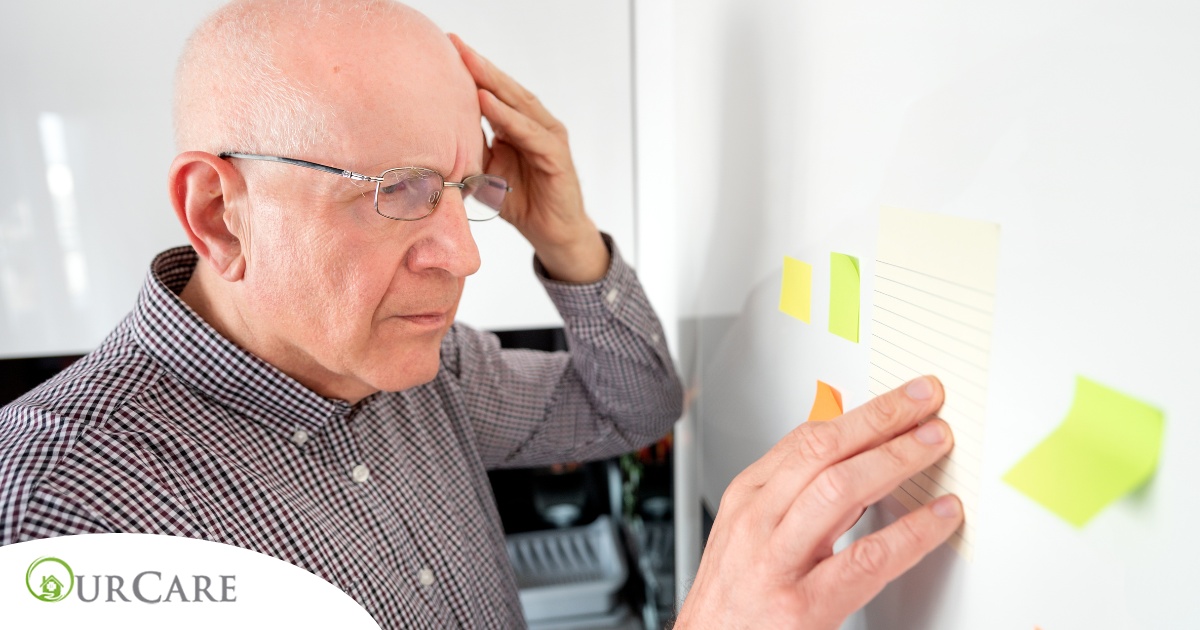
(675, 376), (963, 629)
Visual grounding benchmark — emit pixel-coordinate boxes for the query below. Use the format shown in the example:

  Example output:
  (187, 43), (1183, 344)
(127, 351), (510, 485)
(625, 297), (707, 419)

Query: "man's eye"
(381, 180), (409, 195)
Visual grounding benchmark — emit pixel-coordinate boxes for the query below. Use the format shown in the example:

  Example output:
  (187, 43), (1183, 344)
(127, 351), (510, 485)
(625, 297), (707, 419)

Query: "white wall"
(0, 1), (638, 358)
(0, 1), (223, 358)
(667, 0), (1200, 627)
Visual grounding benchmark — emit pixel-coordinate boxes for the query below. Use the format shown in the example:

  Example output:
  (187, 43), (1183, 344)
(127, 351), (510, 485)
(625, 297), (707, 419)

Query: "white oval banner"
(0, 534), (380, 628)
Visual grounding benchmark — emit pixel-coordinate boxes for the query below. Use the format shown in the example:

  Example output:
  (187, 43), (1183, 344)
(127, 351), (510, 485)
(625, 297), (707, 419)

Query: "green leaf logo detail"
(26, 557), (75, 602)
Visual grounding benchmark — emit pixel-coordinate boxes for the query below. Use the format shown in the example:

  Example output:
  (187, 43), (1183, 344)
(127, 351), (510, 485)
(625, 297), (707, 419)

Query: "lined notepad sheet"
(868, 207), (1000, 560)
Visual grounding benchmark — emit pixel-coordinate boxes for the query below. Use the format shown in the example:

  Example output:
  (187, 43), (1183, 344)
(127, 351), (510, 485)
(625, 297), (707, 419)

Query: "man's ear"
(168, 151), (248, 282)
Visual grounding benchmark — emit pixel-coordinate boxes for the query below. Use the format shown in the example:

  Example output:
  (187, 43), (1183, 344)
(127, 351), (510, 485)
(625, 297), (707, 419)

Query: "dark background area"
(0, 355), (84, 407)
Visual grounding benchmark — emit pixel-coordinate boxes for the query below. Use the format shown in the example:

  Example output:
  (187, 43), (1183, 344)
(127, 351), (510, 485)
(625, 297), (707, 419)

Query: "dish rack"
(505, 515), (628, 624)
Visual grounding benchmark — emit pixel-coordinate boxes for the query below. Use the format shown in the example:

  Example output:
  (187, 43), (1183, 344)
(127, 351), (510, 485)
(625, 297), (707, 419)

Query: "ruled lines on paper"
(868, 207), (1001, 561)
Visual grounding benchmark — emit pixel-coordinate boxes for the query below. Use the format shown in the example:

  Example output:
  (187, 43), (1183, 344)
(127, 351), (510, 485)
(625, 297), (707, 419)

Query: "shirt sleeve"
(0, 405), (113, 544)
(440, 234), (683, 469)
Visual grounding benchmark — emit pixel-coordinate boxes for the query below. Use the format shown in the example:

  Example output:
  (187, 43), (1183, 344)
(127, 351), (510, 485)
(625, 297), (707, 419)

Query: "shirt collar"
(131, 246), (352, 438)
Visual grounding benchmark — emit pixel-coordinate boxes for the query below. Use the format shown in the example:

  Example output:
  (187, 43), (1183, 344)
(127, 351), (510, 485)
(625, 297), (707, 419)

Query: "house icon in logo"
(40, 575), (64, 600)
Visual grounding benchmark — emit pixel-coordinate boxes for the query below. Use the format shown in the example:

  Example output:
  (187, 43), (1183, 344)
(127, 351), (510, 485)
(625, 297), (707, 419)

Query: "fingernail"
(915, 421), (946, 445)
(905, 377), (933, 400)
(932, 495), (961, 519)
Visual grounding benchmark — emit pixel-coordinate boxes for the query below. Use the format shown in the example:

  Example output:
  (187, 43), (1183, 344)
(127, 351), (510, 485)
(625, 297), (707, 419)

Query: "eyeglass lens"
(377, 168), (506, 221)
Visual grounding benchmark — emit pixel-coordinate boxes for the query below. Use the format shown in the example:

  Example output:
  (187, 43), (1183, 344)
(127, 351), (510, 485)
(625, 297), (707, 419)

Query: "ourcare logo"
(26, 557), (74, 602)
(25, 556), (236, 604)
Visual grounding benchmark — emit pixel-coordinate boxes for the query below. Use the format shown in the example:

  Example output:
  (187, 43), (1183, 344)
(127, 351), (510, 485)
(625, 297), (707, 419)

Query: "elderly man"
(1, 1), (962, 628)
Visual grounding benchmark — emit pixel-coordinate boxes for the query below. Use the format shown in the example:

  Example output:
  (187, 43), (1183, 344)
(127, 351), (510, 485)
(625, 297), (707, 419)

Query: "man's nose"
(405, 189), (482, 277)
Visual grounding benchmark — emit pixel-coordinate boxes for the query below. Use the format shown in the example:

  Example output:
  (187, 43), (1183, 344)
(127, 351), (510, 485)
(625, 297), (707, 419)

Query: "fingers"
(736, 376), (944, 493)
(800, 495), (963, 626)
(676, 377), (958, 629)
(448, 33), (568, 174)
(826, 375), (946, 465)
(477, 89), (565, 174)
(770, 418), (954, 562)
(449, 34), (563, 135)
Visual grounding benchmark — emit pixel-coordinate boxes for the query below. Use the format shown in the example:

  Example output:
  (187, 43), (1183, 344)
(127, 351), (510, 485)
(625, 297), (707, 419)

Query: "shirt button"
(418, 568), (434, 587)
(605, 288), (619, 305)
(291, 429), (309, 446)
(651, 333), (660, 343)
(351, 464), (370, 484)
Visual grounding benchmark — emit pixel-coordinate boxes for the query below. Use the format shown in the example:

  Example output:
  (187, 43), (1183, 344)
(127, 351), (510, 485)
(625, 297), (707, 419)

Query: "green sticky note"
(1002, 376), (1165, 527)
(828, 253), (860, 342)
(779, 256), (812, 323)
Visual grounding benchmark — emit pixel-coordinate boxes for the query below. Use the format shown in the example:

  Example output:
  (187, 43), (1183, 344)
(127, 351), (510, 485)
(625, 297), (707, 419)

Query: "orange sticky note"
(808, 381), (844, 422)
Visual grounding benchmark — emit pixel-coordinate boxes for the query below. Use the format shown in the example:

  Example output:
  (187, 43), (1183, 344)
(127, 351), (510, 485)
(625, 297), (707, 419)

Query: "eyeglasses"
(218, 152), (510, 222)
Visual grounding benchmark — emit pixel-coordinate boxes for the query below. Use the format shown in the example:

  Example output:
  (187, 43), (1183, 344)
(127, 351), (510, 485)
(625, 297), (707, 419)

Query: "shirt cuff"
(534, 233), (636, 319)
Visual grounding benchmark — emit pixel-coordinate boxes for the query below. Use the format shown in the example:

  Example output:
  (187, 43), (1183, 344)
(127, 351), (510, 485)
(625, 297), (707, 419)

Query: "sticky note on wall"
(807, 381), (843, 422)
(829, 253), (860, 342)
(1002, 376), (1165, 527)
(779, 256), (813, 323)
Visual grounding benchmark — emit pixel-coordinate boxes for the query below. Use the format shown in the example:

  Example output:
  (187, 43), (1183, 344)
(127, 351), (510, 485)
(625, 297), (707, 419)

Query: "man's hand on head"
(450, 34), (609, 284)
(674, 376), (963, 629)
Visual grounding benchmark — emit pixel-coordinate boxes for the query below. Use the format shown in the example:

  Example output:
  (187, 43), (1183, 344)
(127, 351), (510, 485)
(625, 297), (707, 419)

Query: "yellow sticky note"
(779, 256), (812, 323)
(1002, 376), (1165, 527)
(829, 252), (859, 342)
(807, 381), (843, 422)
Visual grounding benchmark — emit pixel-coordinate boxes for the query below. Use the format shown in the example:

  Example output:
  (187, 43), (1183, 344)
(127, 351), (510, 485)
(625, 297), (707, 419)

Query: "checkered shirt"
(0, 238), (682, 628)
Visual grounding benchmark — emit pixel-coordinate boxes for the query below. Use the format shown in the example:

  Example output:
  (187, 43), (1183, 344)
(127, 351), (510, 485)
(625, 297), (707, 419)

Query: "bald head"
(169, 0), (487, 402)
(174, 0), (476, 162)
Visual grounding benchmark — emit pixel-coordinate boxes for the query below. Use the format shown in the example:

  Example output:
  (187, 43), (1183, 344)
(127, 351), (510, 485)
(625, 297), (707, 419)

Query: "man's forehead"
(175, 0), (484, 158)
(357, 132), (484, 176)
(274, 4), (466, 82)
(268, 8), (483, 172)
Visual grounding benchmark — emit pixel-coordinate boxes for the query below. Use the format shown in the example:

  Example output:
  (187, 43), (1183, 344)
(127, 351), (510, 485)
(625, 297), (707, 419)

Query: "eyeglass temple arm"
(218, 152), (380, 182)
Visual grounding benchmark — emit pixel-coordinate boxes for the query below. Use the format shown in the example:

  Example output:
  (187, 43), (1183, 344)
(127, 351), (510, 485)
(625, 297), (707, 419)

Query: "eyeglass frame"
(217, 152), (511, 222)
